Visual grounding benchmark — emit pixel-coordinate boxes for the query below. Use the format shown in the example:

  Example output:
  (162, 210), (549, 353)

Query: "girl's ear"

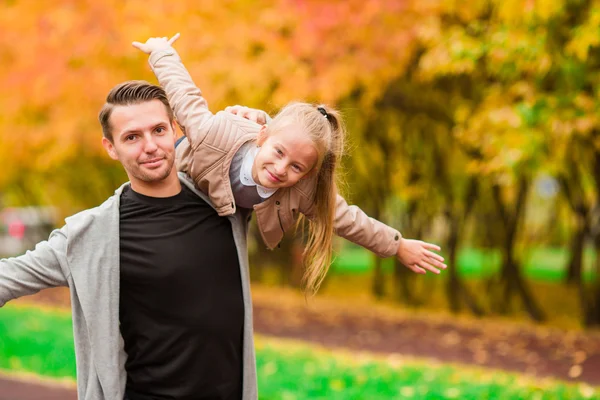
(257, 124), (269, 146)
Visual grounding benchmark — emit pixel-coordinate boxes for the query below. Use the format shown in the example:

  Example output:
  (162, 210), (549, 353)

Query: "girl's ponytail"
(302, 106), (345, 295)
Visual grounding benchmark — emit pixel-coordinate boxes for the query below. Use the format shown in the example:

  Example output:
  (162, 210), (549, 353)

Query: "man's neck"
(130, 175), (182, 198)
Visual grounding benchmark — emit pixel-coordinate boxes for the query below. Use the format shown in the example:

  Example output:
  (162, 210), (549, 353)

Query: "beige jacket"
(149, 47), (401, 258)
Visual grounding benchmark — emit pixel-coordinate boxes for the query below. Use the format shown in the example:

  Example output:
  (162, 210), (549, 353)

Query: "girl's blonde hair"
(269, 102), (346, 295)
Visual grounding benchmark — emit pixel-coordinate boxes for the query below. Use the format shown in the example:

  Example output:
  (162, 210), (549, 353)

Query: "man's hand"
(132, 33), (180, 54)
(224, 105), (270, 125)
(396, 238), (447, 274)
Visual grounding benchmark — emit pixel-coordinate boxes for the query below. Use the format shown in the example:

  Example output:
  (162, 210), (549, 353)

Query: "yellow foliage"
(1, 0), (424, 211)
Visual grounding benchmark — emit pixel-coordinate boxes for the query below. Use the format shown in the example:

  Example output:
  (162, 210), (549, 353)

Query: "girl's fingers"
(168, 32), (181, 45)
(418, 262), (440, 274)
(425, 250), (444, 262)
(409, 264), (427, 274)
(427, 257), (447, 270)
(422, 242), (441, 252)
(257, 112), (267, 125)
(227, 106), (242, 115)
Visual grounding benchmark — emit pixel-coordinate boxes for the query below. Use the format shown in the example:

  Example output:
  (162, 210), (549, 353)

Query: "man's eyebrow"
(120, 122), (168, 136)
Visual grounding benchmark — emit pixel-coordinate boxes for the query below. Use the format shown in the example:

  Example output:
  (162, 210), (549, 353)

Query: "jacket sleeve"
(148, 47), (214, 147)
(333, 194), (402, 258)
(0, 227), (69, 307)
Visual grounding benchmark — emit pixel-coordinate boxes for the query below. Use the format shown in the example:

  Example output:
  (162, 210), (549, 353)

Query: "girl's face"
(252, 124), (319, 189)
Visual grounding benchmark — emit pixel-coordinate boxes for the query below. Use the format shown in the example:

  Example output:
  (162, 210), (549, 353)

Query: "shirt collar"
(239, 145), (278, 199)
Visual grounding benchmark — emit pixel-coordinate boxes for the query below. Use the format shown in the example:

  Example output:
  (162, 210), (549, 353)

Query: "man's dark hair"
(99, 81), (174, 142)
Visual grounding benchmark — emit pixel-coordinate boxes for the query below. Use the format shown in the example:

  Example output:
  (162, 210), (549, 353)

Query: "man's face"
(102, 100), (178, 189)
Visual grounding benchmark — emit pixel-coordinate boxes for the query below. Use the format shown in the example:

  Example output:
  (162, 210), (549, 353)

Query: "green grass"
(256, 339), (598, 400)
(0, 305), (75, 378)
(0, 305), (598, 399)
(332, 245), (598, 282)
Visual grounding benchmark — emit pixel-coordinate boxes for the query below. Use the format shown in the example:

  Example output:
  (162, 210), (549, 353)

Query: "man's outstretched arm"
(0, 227), (69, 306)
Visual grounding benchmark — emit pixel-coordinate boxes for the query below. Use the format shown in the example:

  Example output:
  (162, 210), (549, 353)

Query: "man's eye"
(156, 127), (165, 133)
(126, 135), (137, 141)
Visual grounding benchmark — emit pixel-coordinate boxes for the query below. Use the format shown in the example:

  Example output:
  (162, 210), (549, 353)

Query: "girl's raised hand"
(132, 33), (180, 54)
(224, 105), (270, 125)
(396, 238), (447, 275)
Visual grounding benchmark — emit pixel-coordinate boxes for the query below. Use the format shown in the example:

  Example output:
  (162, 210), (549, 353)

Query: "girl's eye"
(276, 149), (284, 156)
(292, 164), (301, 172)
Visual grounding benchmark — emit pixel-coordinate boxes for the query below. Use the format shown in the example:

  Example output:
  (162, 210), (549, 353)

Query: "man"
(0, 81), (257, 400)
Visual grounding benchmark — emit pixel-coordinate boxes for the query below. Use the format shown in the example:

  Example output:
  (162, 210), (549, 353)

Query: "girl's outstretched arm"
(133, 33), (213, 147)
(333, 194), (446, 275)
(222, 106), (447, 275)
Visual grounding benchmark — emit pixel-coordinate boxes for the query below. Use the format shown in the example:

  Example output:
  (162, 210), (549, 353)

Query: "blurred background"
(1, 0), (600, 398)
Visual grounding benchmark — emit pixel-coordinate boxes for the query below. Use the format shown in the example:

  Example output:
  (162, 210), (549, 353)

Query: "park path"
(0, 375), (76, 400)
(252, 290), (600, 385)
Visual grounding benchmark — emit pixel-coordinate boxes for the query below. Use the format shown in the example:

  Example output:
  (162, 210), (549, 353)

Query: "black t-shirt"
(119, 185), (244, 400)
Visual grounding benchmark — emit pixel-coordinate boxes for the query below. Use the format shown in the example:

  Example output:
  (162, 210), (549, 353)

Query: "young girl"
(132, 34), (446, 294)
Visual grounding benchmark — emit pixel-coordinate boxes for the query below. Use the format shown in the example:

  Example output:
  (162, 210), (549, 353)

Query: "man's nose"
(143, 136), (158, 152)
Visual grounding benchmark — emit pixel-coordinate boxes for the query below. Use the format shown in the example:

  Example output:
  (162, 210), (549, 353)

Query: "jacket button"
(394, 234), (399, 240)
(276, 201), (280, 205)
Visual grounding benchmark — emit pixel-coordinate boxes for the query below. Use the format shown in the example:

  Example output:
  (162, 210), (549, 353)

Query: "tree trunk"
(566, 216), (588, 285)
(506, 260), (545, 321)
(501, 232), (545, 322)
(372, 256), (385, 299)
(445, 221), (484, 316)
(593, 282), (600, 326)
(367, 202), (387, 299)
(582, 236), (600, 326)
(445, 178), (484, 316)
(492, 178), (545, 322)
(446, 217), (461, 312)
(394, 259), (416, 305)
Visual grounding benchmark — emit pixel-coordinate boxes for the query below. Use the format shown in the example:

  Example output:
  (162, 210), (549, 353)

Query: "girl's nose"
(274, 162), (287, 176)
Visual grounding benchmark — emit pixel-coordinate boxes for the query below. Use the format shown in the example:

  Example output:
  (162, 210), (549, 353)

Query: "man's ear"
(257, 124), (269, 146)
(102, 137), (119, 161)
(171, 120), (178, 137)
